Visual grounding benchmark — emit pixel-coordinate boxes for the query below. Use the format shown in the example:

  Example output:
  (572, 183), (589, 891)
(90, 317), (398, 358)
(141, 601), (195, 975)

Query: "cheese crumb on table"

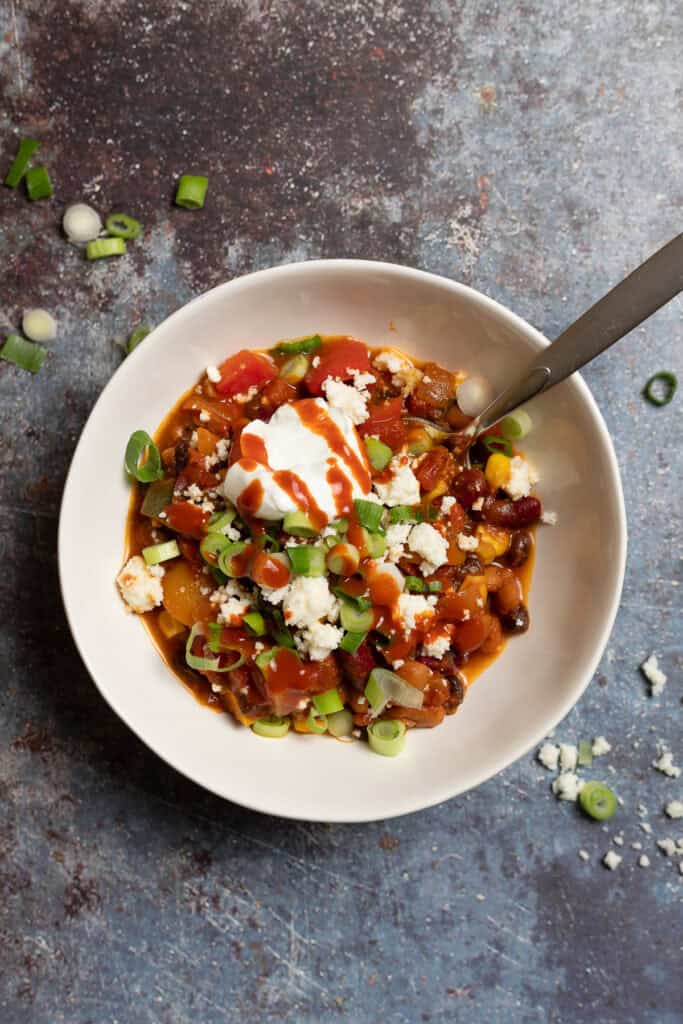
(552, 772), (584, 801)
(653, 750), (681, 778)
(537, 743), (560, 771)
(578, 849), (590, 862)
(640, 653), (667, 695)
(664, 800), (683, 819)
(116, 556), (165, 613)
(603, 850), (622, 870)
(656, 838), (677, 857)
(559, 743), (579, 773)
(638, 855), (650, 868)
(592, 736), (612, 757)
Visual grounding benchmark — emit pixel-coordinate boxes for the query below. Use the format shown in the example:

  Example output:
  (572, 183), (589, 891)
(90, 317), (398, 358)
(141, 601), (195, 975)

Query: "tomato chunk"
(164, 500), (210, 539)
(214, 350), (277, 398)
(304, 338), (371, 395)
(357, 396), (406, 451)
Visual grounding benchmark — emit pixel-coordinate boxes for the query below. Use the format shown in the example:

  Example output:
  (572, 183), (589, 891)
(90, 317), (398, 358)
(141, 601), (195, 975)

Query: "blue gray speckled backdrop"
(1, 1), (681, 1021)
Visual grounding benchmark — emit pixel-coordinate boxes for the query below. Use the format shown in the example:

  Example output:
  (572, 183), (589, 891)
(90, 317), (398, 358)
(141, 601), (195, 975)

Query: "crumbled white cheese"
(537, 743), (560, 771)
(116, 556), (165, 613)
(206, 365), (222, 383)
(322, 377), (369, 425)
(397, 592), (435, 635)
(232, 384), (260, 404)
(385, 522), (412, 563)
(592, 736), (612, 757)
(603, 850), (622, 870)
(457, 532), (479, 552)
(657, 838), (677, 857)
(198, 410), (211, 423)
(373, 457), (421, 507)
(638, 855), (651, 868)
(408, 522), (448, 574)
(665, 800), (683, 819)
(653, 750), (681, 779)
(505, 455), (539, 500)
(422, 633), (450, 659)
(541, 510), (558, 525)
(613, 835), (624, 847)
(185, 483), (204, 503)
(559, 743), (579, 773)
(578, 849), (590, 862)
(296, 621), (344, 661)
(440, 495), (457, 514)
(631, 842), (642, 851)
(260, 583), (291, 606)
(215, 438), (230, 461)
(552, 772), (584, 801)
(210, 580), (252, 626)
(373, 349), (422, 395)
(640, 822), (653, 834)
(471, 497), (485, 511)
(282, 576), (338, 629)
(392, 659), (405, 670)
(351, 369), (376, 391)
(641, 654), (667, 696)
(311, 355), (320, 367)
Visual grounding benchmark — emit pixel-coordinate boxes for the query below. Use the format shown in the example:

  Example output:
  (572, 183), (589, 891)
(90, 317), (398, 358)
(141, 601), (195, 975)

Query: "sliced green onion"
(207, 622), (223, 653)
(86, 237), (126, 260)
(365, 667), (424, 716)
(175, 174), (208, 210)
(482, 435), (513, 457)
(207, 508), (237, 534)
(127, 325), (151, 353)
(0, 334), (46, 374)
(22, 308), (57, 343)
(25, 165), (53, 201)
(388, 505), (418, 525)
(339, 630), (367, 654)
(642, 371), (677, 407)
(4, 137), (40, 188)
(579, 781), (617, 821)
(326, 542), (360, 576)
(355, 498), (383, 532)
(252, 715), (290, 738)
(142, 539), (180, 565)
(329, 518), (349, 534)
(200, 532), (230, 564)
(500, 409), (532, 441)
(254, 648), (277, 670)
(404, 575), (425, 593)
(427, 580), (442, 593)
(339, 599), (374, 633)
(368, 719), (406, 757)
(210, 566), (228, 585)
(185, 623), (244, 673)
(124, 430), (164, 483)
(218, 541), (248, 577)
(362, 529), (386, 559)
(282, 510), (318, 537)
(332, 587), (372, 612)
(243, 611), (266, 636)
(141, 477), (175, 517)
(578, 740), (593, 768)
(312, 688), (344, 716)
(106, 212), (142, 239)
(286, 544), (326, 576)
(306, 710), (328, 734)
(364, 436), (393, 471)
(279, 354), (309, 383)
(275, 334), (322, 356)
(323, 534), (339, 550)
(327, 709), (354, 738)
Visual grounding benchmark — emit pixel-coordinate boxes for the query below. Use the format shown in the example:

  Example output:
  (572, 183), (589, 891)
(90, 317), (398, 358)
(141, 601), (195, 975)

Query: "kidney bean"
(501, 603), (530, 634)
(482, 496), (542, 528)
(420, 653), (466, 713)
(454, 613), (490, 655)
(407, 362), (457, 420)
(451, 468), (487, 508)
(383, 705), (446, 728)
(480, 614), (503, 655)
(483, 564), (514, 592)
(338, 641), (377, 691)
(495, 576), (523, 616)
(507, 530), (532, 567)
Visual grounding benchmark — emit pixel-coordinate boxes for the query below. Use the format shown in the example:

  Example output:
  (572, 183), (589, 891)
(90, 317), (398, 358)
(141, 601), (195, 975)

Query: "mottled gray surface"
(1, 1), (682, 1021)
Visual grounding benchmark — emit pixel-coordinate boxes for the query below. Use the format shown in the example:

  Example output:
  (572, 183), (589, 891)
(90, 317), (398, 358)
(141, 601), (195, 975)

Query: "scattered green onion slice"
(4, 137), (40, 188)
(500, 409), (532, 441)
(282, 510), (318, 537)
(275, 334), (322, 356)
(364, 436), (393, 471)
(142, 539), (180, 565)
(218, 541), (248, 577)
(252, 715), (290, 739)
(279, 354), (309, 383)
(642, 371), (677, 407)
(22, 308), (57, 343)
(579, 781), (617, 821)
(339, 599), (374, 633)
(175, 174), (208, 210)
(286, 544), (326, 577)
(243, 611), (266, 636)
(482, 435), (513, 457)
(362, 528), (386, 559)
(185, 623), (244, 673)
(25, 165), (53, 201)
(325, 542), (360, 576)
(365, 668), (424, 715)
(200, 532), (230, 564)
(332, 588), (372, 612)
(327, 709), (354, 738)
(106, 212), (142, 239)
(407, 428), (433, 456)
(339, 630), (367, 654)
(329, 518), (349, 534)
(355, 498), (383, 532)
(210, 566), (228, 585)
(0, 334), (46, 374)
(388, 505), (418, 524)
(86, 237), (126, 260)
(312, 688), (344, 716)
(254, 648), (276, 670)
(368, 719), (406, 757)
(427, 580), (442, 593)
(141, 477), (175, 517)
(207, 622), (223, 653)
(124, 430), (164, 483)
(127, 325), (151, 353)
(404, 575), (425, 593)
(306, 710), (328, 734)
(207, 508), (237, 534)
(578, 740), (593, 768)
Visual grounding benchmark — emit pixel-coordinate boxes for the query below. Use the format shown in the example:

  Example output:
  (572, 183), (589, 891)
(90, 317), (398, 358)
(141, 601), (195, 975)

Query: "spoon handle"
(476, 232), (683, 433)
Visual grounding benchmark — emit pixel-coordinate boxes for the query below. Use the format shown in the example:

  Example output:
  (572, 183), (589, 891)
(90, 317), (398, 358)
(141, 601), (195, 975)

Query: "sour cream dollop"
(222, 398), (372, 521)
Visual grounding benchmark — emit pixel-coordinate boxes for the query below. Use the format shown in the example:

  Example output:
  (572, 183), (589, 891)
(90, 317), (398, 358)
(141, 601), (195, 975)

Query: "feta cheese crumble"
(665, 800), (683, 819)
(408, 522), (448, 574)
(640, 654), (667, 696)
(537, 743), (560, 771)
(116, 556), (165, 613)
(206, 365), (221, 383)
(282, 576), (338, 629)
(559, 743), (578, 773)
(653, 749), (681, 779)
(638, 855), (651, 868)
(397, 593), (436, 635)
(296, 621), (344, 661)
(505, 456), (539, 500)
(552, 772), (584, 801)
(385, 522), (412, 563)
(541, 510), (558, 525)
(592, 736), (612, 757)
(578, 849), (590, 862)
(602, 850), (622, 870)
(456, 532), (479, 552)
(440, 495), (457, 514)
(210, 580), (252, 626)
(373, 349), (422, 395)
(322, 377), (370, 425)
(471, 497), (485, 511)
(373, 457), (421, 507)
(422, 633), (450, 659)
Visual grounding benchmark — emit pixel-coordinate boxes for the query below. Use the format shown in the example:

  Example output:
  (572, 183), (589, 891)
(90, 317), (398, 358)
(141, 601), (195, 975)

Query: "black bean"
(507, 530), (532, 567)
(501, 604), (530, 634)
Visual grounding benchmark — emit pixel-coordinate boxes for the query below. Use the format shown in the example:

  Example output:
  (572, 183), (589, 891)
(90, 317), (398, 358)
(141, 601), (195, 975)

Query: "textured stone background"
(1, 1), (681, 1021)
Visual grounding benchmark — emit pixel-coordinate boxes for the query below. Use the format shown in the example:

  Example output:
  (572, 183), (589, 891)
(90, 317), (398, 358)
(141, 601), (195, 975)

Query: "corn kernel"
(459, 575), (487, 603)
(158, 609), (186, 639)
(476, 524), (511, 559)
(422, 479), (449, 504)
(477, 540), (497, 564)
(485, 452), (511, 489)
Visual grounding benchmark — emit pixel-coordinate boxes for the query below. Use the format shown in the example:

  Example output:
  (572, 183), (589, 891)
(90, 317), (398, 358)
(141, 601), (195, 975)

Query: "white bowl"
(58, 260), (626, 822)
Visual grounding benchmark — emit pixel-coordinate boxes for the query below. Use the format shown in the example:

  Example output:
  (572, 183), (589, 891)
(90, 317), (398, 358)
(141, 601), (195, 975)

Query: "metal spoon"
(410, 232), (683, 452)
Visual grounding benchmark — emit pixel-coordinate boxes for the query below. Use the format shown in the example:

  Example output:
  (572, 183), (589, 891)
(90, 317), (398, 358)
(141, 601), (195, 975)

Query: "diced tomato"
(257, 376), (297, 415)
(259, 649), (341, 716)
(214, 350), (277, 398)
(164, 501), (210, 539)
(304, 338), (371, 395)
(357, 396), (406, 451)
